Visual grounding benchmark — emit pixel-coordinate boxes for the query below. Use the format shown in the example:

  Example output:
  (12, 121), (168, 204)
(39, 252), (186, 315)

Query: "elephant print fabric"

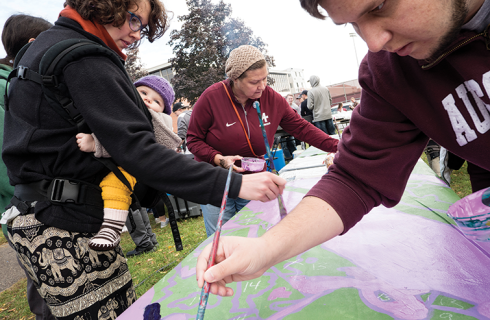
(8, 213), (136, 319)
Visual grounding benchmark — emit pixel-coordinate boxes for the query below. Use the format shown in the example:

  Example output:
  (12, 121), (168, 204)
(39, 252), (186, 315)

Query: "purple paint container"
(241, 157), (265, 172)
(448, 187), (490, 242)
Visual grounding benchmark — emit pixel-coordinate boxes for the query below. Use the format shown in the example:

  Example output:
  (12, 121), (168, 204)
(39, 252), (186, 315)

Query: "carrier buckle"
(50, 179), (80, 203)
(17, 66), (27, 80)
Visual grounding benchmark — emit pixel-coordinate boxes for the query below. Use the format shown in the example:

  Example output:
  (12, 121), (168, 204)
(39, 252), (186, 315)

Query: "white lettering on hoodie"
(441, 71), (490, 146)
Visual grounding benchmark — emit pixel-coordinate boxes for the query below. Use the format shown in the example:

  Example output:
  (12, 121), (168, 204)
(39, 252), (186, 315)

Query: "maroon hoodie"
(308, 27), (490, 234)
(187, 79), (338, 168)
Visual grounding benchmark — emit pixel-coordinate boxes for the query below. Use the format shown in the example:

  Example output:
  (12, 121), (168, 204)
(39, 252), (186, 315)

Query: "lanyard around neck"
(220, 81), (259, 158)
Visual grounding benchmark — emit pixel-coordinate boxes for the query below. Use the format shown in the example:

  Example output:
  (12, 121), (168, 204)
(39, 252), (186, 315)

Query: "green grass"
(0, 154), (473, 319)
(420, 152), (472, 198)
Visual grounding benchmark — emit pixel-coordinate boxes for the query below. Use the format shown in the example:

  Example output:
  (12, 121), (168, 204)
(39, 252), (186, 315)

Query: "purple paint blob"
(143, 303), (161, 320)
(448, 187), (490, 241)
(268, 287), (292, 301)
(241, 157), (266, 172)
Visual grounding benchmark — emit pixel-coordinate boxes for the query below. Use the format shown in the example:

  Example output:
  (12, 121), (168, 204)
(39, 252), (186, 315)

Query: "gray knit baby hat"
(225, 45), (265, 80)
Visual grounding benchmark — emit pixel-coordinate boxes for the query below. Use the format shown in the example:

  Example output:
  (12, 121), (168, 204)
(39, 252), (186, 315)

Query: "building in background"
(327, 79), (362, 104)
(147, 63), (307, 97)
(268, 68), (306, 96)
(147, 62), (174, 82)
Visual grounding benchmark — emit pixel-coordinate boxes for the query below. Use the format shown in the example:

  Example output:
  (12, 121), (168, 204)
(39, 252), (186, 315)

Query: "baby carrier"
(4, 39), (183, 251)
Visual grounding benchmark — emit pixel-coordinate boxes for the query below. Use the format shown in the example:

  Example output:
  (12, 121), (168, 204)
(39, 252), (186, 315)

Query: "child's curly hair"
(65, 0), (168, 47)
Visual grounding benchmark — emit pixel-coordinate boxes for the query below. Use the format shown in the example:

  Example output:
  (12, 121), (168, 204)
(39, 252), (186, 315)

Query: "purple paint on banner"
(290, 272), (428, 319)
(156, 272), (179, 305)
(118, 172), (490, 320)
(180, 266), (196, 279)
(268, 287), (292, 301)
(118, 287), (156, 319)
(321, 206), (490, 318)
(161, 313), (189, 320)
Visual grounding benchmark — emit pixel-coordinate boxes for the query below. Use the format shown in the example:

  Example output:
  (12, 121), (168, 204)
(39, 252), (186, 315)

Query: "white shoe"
(161, 218), (169, 228)
(155, 217), (160, 223)
(122, 226), (128, 233)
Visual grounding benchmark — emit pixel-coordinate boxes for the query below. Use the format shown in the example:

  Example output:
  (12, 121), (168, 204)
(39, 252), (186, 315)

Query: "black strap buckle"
(50, 179), (80, 203)
(10, 196), (30, 214)
(17, 66), (27, 80)
(42, 75), (58, 87)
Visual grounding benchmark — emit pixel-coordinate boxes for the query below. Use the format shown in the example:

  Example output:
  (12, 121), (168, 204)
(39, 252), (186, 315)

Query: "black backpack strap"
(159, 193), (183, 251)
(7, 39), (152, 132)
(13, 42), (32, 68)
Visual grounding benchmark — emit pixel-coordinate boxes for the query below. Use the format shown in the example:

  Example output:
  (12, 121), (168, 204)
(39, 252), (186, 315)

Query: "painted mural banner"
(120, 155), (490, 320)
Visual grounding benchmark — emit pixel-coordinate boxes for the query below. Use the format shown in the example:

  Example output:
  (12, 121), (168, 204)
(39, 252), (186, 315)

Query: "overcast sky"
(0, 0), (369, 86)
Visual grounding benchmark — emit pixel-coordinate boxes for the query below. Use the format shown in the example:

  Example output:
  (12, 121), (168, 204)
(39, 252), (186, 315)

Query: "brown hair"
(0, 14), (53, 67)
(299, 0), (327, 20)
(64, 0), (168, 47)
(237, 59), (267, 80)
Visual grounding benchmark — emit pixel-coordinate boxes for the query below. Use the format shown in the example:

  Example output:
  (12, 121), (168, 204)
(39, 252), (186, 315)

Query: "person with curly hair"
(3, 1), (286, 319)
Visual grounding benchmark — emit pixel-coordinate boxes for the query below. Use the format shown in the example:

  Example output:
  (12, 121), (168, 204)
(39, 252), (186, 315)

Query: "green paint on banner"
(432, 295), (474, 310)
(431, 309), (478, 320)
(283, 288), (392, 320)
(393, 179), (460, 225)
(257, 224), (268, 237)
(285, 186), (311, 194)
(421, 292), (431, 302)
(225, 227), (250, 238)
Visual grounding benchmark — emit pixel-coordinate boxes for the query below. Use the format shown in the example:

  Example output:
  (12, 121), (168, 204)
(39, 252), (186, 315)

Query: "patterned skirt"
(8, 213), (136, 320)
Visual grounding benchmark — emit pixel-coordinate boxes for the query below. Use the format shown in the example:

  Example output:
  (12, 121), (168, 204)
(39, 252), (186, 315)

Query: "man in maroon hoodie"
(196, 0), (490, 297)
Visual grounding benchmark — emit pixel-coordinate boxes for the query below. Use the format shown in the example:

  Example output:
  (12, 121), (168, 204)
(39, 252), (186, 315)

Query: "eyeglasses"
(127, 11), (145, 32)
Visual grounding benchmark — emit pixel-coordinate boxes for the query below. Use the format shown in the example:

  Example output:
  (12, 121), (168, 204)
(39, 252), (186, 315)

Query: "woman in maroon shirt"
(187, 45), (338, 236)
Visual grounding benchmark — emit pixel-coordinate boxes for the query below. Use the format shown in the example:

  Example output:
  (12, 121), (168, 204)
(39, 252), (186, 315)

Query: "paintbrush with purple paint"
(196, 164), (234, 320)
(253, 101), (288, 219)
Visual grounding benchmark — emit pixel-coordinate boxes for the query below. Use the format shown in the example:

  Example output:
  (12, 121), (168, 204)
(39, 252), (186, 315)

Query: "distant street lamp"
(349, 33), (360, 69)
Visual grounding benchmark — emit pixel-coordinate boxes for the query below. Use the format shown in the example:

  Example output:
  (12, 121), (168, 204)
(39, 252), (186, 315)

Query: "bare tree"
(168, 0), (275, 104)
(124, 47), (148, 82)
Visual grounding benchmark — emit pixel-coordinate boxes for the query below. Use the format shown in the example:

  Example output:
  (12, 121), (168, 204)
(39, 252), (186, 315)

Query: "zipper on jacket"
(422, 29), (487, 70)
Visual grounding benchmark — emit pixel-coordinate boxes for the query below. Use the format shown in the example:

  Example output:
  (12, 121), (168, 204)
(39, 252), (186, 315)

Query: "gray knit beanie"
(134, 75), (175, 115)
(225, 45), (265, 80)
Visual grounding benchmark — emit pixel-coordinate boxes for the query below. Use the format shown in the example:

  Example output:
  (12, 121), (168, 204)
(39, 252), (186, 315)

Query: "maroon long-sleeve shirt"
(308, 27), (490, 234)
(187, 79), (338, 168)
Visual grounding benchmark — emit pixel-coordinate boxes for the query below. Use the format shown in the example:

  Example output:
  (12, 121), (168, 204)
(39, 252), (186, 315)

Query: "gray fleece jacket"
(307, 75), (333, 122)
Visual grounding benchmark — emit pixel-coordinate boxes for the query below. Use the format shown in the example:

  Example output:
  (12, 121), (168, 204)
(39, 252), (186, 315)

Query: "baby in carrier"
(76, 75), (181, 250)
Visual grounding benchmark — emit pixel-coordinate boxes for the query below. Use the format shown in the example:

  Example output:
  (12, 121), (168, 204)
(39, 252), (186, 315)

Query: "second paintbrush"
(253, 101), (288, 219)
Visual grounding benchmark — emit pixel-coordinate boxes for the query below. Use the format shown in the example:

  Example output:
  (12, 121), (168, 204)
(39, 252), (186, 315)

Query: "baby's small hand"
(76, 133), (96, 153)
